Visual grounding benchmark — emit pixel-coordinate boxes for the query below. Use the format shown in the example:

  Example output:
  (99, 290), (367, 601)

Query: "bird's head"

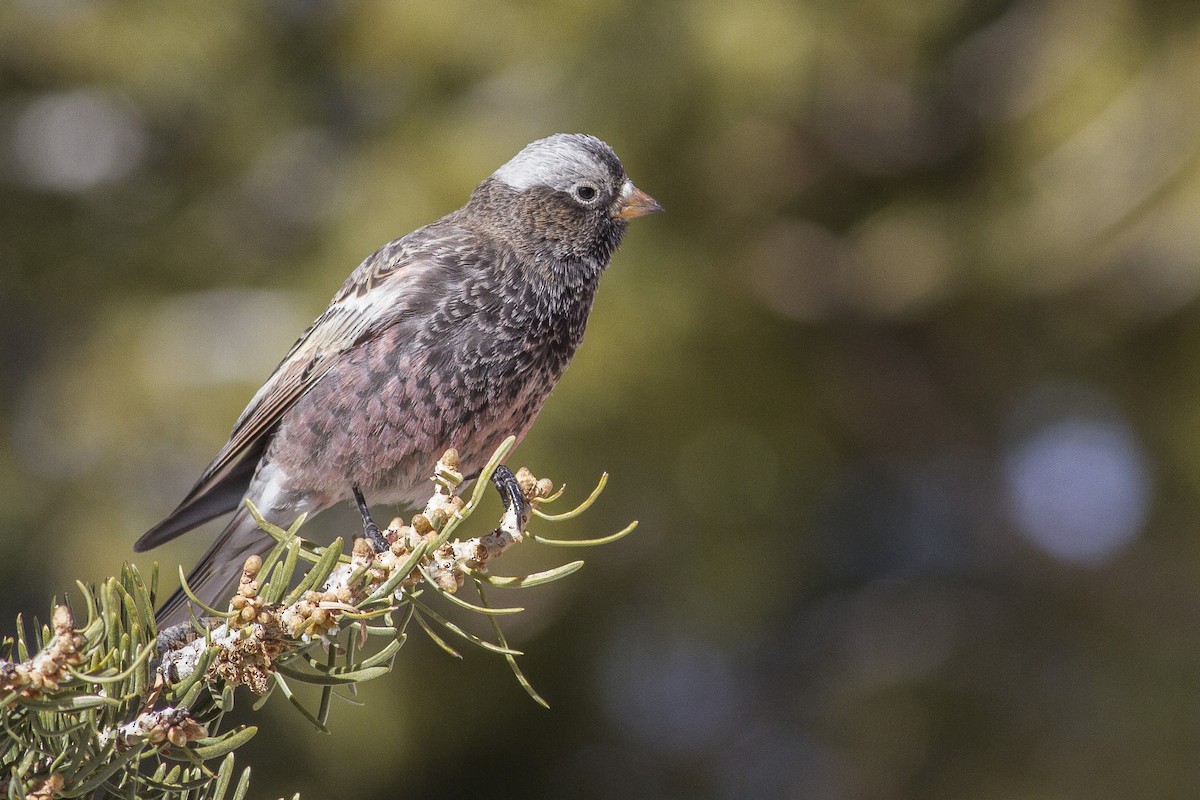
(469, 134), (661, 272)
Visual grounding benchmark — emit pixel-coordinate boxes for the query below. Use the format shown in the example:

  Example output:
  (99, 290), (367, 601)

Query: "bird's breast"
(266, 277), (595, 507)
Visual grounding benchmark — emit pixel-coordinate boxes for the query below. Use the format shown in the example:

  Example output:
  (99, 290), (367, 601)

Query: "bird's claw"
(363, 520), (388, 553)
(352, 486), (390, 553)
(490, 465), (530, 535)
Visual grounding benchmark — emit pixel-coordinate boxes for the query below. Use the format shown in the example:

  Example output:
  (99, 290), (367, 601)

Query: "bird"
(136, 133), (661, 626)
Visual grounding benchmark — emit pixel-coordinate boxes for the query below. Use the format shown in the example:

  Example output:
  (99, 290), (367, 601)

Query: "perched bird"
(137, 133), (661, 626)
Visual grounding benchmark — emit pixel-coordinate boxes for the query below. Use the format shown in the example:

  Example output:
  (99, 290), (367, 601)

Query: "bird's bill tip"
(612, 182), (663, 219)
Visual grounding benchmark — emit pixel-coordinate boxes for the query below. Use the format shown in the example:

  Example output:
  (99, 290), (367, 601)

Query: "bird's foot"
(352, 486), (390, 553)
(491, 465), (531, 538)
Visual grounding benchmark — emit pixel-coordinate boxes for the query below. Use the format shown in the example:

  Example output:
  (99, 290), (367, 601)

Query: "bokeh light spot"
(11, 90), (147, 193)
(597, 624), (742, 755)
(1003, 415), (1151, 566)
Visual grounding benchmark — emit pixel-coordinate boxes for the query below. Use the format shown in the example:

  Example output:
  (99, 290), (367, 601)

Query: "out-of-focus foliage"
(4, 0), (1200, 797)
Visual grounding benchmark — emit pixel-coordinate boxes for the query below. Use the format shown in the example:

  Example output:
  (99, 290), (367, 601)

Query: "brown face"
(470, 134), (661, 265)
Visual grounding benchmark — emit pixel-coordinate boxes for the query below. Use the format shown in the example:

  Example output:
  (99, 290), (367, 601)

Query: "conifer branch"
(0, 439), (635, 799)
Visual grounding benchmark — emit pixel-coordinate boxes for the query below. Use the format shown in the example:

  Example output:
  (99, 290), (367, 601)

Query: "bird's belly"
(361, 381), (549, 507)
(266, 332), (557, 509)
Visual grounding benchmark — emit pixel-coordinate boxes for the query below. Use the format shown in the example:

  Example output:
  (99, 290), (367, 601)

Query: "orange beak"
(611, 181), (664, 220)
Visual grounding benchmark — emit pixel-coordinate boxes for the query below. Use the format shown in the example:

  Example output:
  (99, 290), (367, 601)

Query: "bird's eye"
(574, 183), (598, 203)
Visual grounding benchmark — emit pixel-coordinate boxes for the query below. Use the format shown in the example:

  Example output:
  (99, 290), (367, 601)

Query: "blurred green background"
(4, 0), (1200, 797)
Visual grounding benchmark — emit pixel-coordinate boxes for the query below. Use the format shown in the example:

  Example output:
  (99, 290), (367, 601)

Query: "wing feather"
(135, 223), (470, 551)
(204, 230), (460, 483)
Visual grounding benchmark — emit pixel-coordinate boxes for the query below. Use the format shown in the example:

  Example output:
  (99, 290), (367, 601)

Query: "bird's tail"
(155, 504), (277, 628)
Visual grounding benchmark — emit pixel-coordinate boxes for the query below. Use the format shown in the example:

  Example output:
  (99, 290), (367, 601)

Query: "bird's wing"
(135, 223), (474, 551)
